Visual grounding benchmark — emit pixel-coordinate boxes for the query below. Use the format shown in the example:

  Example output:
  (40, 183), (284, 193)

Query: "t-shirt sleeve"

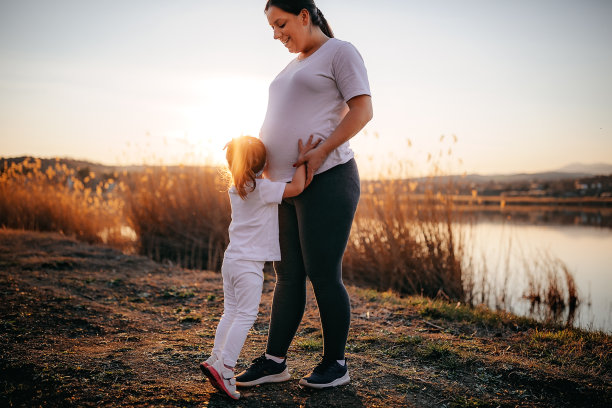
(257, 179), (286, 205)
(332, 41), (371, 102)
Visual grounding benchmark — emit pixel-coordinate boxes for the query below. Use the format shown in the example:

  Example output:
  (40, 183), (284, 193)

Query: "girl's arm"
(283, 164), (306, 198)
(294, 94), (373, 186)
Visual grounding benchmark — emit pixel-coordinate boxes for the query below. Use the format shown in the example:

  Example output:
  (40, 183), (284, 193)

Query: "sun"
(173, 76), (270, 165)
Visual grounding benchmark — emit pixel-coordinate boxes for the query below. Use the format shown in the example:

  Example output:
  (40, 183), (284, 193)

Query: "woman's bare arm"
(294, 94), (373, 186)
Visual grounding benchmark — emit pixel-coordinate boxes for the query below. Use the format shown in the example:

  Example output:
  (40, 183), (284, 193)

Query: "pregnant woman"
(236, 0), (373, 389)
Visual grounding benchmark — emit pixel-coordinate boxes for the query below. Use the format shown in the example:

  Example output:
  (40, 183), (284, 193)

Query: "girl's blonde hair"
(224, 136), (267, 200)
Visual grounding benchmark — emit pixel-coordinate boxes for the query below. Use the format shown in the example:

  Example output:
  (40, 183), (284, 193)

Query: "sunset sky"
(1, 0), (611, 177)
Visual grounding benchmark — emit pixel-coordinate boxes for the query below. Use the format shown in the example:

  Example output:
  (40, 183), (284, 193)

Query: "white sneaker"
(204, 359), (240, 400)
(199, 353), (218, 376)
(203, 353), (218, 367)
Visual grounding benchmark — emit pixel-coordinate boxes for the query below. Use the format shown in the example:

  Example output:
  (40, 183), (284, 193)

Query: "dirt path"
(1, 229), (610, 407)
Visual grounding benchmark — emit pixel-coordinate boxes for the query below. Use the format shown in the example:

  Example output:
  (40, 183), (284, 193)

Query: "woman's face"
(265, 6), (308, 53)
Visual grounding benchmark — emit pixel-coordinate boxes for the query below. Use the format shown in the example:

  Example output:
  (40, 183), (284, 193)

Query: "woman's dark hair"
(265, 0), (334, 38)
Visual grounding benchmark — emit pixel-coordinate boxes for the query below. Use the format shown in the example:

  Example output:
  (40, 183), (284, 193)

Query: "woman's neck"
(298, 29), (329, 60)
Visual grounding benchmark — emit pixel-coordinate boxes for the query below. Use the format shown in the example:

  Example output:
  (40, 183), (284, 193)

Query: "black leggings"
(265, 159), (360, 360)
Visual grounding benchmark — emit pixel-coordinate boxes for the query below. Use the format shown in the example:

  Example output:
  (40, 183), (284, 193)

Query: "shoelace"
(250, 355), (270, 368)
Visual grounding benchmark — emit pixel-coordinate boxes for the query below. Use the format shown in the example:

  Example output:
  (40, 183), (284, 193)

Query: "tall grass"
(522, 252), (579, 325)
(0, 157), (127, 246)
(344, 178), (465, 299)
(121, 165), (230, 270)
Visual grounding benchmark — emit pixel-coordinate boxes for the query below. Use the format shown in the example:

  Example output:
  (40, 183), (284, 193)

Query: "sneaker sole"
(199, 362), (214, 385)
(201, 364), (240, 400)
(235, 368), (291, 387)
(200, 363), (222, 392)
(298, 372), (350, 389)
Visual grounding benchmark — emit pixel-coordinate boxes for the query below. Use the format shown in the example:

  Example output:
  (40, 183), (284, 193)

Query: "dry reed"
(0, 157), (127, 246)
(121, 165), (230, 270)
(522, 252), (580, 326)
(344, 177), (466, 300)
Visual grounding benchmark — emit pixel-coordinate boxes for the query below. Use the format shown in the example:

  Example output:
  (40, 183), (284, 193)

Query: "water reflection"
(467, 206), (612, 228)
(468, 218), (612, 333)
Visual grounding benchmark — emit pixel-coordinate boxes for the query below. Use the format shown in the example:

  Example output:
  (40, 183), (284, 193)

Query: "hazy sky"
(1, 0), (611, 177)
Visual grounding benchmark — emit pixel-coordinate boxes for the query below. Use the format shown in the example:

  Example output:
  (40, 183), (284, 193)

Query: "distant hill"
(460, 172), (593, 184)
(554, 162), (612, 175)
(460, 163), (612, 184)
(408, 163), (612, 185)
(407, 172), (596, 185)
(0, 156), (213, 175)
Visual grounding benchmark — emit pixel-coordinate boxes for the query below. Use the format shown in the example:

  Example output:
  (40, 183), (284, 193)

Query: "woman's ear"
(300, 9), (309, 25)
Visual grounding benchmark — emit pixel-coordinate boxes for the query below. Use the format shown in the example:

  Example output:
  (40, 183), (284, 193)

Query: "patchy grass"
(354, 286), (536, 330)
(523, 328), (611, 374)
(162, 287), (195, 299)
(449, 395), (489, 408)
(178, 315), (203, 324)
(418, 342), (461, 368)
(0, 229), (610, 407)
(419, 301), (530, 329)
(294, 338), (323, 352)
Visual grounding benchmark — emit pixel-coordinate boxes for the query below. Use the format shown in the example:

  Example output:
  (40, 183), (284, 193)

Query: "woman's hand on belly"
(294, 134), (326, 187)
(293, 95), (373, 186)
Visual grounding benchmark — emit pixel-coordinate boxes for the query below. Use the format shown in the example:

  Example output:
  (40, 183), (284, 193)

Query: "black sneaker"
(235, 355), (291, 387)
(299, 358), (350, 389)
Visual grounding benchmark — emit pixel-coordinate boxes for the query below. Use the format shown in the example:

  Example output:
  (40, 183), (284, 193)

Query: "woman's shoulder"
(328, 38), (361, 51)
(327, 38), (365, 62)
(322, 38), (356, 55)
(328, 38), (367, 74)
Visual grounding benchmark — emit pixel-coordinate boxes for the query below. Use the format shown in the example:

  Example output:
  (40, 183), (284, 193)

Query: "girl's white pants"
(212, 258), (264, 367)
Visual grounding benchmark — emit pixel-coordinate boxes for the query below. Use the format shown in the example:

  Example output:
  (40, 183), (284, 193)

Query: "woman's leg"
(295, 159), (360, 360)
(238, 160), (359, 387)
(234, 203), (304, 387)
(265, 199), (308, 358)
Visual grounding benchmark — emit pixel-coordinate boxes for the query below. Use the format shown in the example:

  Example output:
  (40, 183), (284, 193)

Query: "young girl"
(199, 135), (309, 399)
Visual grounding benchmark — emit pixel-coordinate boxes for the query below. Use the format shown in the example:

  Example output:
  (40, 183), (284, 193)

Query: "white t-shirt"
(260, 38), (371, 182)
(224, 178), (286, 262)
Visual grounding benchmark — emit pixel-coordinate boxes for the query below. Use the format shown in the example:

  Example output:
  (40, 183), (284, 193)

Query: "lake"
(468, 218), (612, 333)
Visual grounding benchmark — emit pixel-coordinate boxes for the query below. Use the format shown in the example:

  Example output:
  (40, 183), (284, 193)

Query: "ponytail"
(224, 136), (267, 200)
(313, 7), (334, 38)
(265, 1), (334, 38)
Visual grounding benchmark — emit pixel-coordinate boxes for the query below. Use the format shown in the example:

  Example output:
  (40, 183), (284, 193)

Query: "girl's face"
(265, 6), (309, 54)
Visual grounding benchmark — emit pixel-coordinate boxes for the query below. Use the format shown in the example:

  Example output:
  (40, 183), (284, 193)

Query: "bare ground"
(0, 229), (610, 407)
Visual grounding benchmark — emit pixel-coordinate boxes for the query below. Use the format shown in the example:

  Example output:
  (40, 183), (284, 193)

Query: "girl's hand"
(296, 134), (322, 157)
(294, 135), (327, 187)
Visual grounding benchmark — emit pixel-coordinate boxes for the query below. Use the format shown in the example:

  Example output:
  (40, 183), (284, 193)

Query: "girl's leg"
(295, 159), (360, 360)
(211, 259), (237, 358)
(220, 260), (264, 367)
(265, 199), (307, 358)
